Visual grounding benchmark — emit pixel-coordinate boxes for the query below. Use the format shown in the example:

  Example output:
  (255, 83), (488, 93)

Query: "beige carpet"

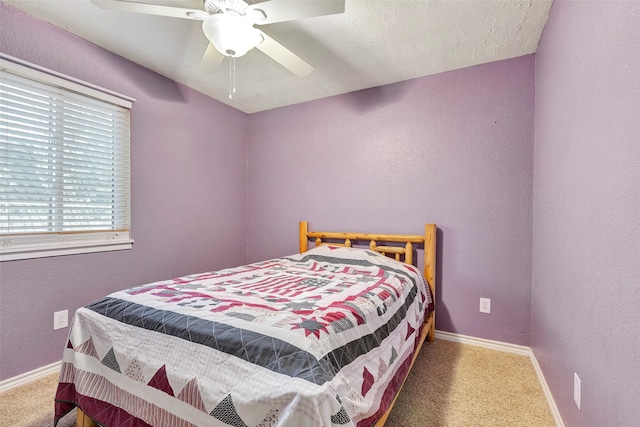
(386, 340), (555, 427)
(0, 340), (555, 427)
(0, 372), (75, 427)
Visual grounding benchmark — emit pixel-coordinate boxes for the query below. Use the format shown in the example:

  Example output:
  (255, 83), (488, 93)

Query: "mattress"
(55, 245), (433, 427)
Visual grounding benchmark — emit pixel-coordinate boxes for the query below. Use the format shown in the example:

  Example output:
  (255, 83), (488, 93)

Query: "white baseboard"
(435, 330), (531, 356)
(0, 361), (61, 393)
(529, 348), (565, 427)
(434, 330), (564, 427)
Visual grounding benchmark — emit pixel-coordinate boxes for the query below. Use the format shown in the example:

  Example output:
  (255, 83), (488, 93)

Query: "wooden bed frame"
(75, 221), (437, 427)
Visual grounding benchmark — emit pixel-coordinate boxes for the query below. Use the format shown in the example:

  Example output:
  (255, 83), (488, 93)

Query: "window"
(0, 54), (134, 261)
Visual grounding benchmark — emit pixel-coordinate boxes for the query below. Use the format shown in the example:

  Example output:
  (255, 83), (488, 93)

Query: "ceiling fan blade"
(199, 43), (225, 72)
(90, 0), (206, 20)
(255, 30), (313, 77)
(247, 0), (345, 25)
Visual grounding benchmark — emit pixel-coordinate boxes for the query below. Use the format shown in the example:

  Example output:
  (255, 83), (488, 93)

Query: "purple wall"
(532, 1), (640, 425)
(0, 5), (248, 380)
(248, 56), (535, 346)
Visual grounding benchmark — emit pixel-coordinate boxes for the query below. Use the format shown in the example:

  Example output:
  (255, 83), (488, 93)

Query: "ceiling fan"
(90, 0), (346, 77)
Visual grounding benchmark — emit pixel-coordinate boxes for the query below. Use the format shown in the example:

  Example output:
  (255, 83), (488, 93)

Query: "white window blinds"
(0, 55), (134, 260)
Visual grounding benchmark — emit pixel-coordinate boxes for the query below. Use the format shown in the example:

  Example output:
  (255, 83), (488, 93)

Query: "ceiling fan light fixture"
(202, 14), (262, 58)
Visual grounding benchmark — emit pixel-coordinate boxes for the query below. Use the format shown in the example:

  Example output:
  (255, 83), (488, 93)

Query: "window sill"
(0, 233), (134, 261)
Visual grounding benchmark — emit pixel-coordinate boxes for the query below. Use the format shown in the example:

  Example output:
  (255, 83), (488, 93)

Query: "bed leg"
(76, 408), (98, 427)
(428, 319), (436, 342)
(427, 312), (436, 342)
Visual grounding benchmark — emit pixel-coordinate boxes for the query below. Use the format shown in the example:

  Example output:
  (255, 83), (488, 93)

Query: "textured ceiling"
(2, 0), (552, 113)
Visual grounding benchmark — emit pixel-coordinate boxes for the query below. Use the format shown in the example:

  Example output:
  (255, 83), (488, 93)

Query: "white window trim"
(0, 53), (135, 108)
(0, 53), (135, 261)
(0, 231), (133, 261)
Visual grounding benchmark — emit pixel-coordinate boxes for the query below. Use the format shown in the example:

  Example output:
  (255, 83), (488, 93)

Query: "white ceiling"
(2, 0), (552, 113)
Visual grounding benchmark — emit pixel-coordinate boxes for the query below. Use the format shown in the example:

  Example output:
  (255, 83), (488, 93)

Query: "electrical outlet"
(479, 298), (491, 314)
(574, 372), (582, 410)
(54, 310), (68, 330)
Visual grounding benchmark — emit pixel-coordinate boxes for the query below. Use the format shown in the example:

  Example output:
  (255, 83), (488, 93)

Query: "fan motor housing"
(202, 14), (262, 57)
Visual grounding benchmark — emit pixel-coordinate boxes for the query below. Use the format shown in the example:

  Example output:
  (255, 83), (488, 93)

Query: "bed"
(55, 221), (437, 427)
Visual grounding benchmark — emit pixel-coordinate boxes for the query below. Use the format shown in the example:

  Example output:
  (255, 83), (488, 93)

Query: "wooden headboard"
(298, 221), (436, 316)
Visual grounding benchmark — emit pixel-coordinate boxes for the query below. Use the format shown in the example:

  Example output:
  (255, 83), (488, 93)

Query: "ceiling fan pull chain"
(232, 55), (237, 96)
(228, 51), (236, 100)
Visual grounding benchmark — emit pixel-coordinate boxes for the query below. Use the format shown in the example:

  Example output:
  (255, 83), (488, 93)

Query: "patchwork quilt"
(54, 245), (433, 427)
